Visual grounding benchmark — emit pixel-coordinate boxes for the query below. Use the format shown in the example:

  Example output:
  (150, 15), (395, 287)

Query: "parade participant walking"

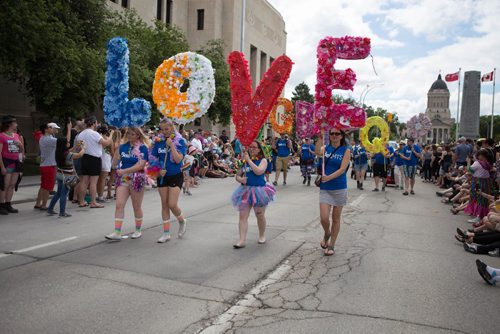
(273, 133), (292, 186)
(352, 142), (368, 190)
(399, 138), (422, 195)
(0, 116), (24, 215)
(371, 149), (389, 192)
(47, 138), (85, 217)
(394, 141), (406, 189)
(232, 141), (276, 248)
(151, 118), (188, 243)
(105, 127), (149, 241)
(299, 138), (315, 186)
(78, 116), (113, 209)
(315, 128), (351, 256)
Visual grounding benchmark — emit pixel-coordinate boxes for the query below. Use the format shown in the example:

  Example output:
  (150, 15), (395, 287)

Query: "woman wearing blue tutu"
(232, 141), (276, 248)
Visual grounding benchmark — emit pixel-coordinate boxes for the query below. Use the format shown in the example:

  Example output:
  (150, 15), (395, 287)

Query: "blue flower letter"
(104, 37), (151, 127)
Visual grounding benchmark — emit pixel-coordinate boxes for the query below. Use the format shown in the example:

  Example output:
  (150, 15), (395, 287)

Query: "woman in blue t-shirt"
(315, 128), (351, 256)
(299, 138), (315, 186)
(150, 118), (188, 243)
(352, 143), (368, 190)
(231, 141), (276, 248)
(105, 127), (149, 241)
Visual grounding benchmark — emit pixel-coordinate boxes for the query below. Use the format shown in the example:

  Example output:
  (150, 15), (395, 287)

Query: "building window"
(121, 0), (128, 8)
(157, 0), (162, 21)
(166, 0), (172, 24)
(197, 9), (205, 30)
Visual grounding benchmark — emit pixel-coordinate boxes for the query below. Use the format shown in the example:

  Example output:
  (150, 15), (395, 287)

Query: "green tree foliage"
(479, 115), (500, 140)
(291, 82), (314, 104)
(197, 39), (231, 125)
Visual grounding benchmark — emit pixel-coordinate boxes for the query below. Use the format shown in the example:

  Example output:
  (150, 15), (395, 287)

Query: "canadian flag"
(445, 72), (459, 82)
(481, 71), (494, 82)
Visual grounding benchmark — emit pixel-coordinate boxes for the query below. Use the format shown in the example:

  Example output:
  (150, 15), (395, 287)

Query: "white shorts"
(101, 152), (112, 172)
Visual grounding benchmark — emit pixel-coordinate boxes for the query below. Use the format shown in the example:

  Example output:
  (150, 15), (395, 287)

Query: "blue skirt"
(231, 184), (276, 209)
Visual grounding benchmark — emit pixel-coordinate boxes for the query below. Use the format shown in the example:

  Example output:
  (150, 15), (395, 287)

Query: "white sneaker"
(105, 232), (122, 241)
(131, 231), (142, 239)
(178, 220), (187, 238)
(467, 217), (480, 224)
(157, 233), (171, 243)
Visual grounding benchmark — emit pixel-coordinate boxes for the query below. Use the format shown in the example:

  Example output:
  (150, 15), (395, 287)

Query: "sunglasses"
(329, 132), (342, 136)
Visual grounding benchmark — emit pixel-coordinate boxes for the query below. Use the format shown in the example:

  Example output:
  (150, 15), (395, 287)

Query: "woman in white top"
(77, 116), (113, 208)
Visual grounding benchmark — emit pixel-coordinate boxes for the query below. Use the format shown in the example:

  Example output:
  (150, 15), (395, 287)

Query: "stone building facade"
(424, 74), (455, 144)
(108, 0), (287, 136)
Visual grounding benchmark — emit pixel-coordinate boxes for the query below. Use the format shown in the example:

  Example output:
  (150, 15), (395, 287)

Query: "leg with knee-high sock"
(131, 217), (143, 239)
(158, 220), (171, 243)
(105, 218), (124, 241)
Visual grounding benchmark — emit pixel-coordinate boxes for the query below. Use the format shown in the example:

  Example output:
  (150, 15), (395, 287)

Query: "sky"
(266, 0), (500, 122)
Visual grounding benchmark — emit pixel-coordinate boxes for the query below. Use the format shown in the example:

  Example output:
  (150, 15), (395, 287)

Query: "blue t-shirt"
(320, 145), (349, 191)
(394, 149), (405, 166)
(353, 146), (368, 165)
(454, 143), (470, 163)
(243, 159), (266, 187)
(301, 144), (315, 160)
(386, 146), (395, 164)
(276, 139), (290, 157)
(373, 152), (386, 165)
(119, 143), (149, 170)
(402, 144), (421, 166)
(151, 138), (187, 176)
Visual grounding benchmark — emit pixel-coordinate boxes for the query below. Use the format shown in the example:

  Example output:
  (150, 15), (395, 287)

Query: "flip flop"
(90, 204), (104, 209)
(78, 203), (89, 207)
(324, 246), (335, 256)
(456, 228), (467, 238)
(320, 234), (331, 249)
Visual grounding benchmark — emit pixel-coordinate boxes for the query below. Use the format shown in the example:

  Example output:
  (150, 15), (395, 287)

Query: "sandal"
(78, 202), (89, 207)
(320, 234), (331, 249)
(450, 208), (459, 215)
(324, 245), (335, 256)
(403, 191), (409, 196)
(456, 228), (468, 238)
(454, 234), (465, 243)
(90, 203), (104, 209)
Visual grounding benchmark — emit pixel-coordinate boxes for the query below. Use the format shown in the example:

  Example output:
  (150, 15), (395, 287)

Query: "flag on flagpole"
(445, 72), (459, 82)
(482, 71), (494, 82)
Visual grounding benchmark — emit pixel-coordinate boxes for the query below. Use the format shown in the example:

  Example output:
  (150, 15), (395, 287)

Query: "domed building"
(424, 74), (455, 144)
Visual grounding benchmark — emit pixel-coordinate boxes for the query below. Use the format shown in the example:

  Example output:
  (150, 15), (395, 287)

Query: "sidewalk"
(12, 175), (42, 205)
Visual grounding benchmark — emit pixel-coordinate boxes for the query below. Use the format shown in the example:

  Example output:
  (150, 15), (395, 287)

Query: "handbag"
(58, 168), (80, 188)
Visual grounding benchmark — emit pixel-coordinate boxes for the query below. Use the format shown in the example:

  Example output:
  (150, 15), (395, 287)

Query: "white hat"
(47, 122), (61, 129)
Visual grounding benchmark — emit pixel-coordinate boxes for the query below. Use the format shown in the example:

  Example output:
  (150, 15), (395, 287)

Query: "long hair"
(55, 137), (69, 169)
(123, 127), (149, 146)
(159, 118), (185, 162)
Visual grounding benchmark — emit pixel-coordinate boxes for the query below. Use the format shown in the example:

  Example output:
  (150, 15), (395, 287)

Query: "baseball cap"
(47, 122), (61, 129)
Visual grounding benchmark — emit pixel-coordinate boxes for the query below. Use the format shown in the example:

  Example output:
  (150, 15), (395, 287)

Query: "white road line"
(0, 253), (11, 259)
(199, 260), (292, 334)
(351, 193), (367, 207)
(3, 236), (79, 256)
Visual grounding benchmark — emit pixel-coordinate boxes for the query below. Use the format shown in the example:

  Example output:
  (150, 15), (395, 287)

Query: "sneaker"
(273, 181), (278, 186)
(96, 197), (109, 203)
(0, 205), (9, 215)
(5, 203), (18, 213)
(488, 248), (500, 257)
(307, 179), (311, 186)
(47, 210), (57, 216)
(178, 220), (187, 238)
(463, 242), (478, 254)
(105, 232), (122, 241)
(467, 217), (480, 224)
(157, 233), (171, 243)
(303, 177), (306, 184)
(59, 213), (72, 218)
(372, 188), (379, 192)
(186, 191), (192, 196)
(131, 231), (142, 239)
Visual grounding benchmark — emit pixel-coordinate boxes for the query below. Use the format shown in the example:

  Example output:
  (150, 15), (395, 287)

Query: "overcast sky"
(266, 0), (499, 121)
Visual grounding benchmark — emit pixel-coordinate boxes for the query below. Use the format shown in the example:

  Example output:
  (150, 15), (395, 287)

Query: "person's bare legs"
(236, 205), (252, 246)
(320, 203), (332, 246)
(88, 175), (99, 206)
(330, 206), (343, 247)
(254, 206), (266, 243)
(78, 175), (90, 205)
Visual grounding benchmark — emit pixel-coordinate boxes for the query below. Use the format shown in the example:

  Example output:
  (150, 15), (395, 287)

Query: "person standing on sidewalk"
(0, 115), (24, 215)
(105, 127), (149, 241)
(315, 128), (351, 256)
(77, 116), (113, 209)
(47, 138), (85, 217)
(273, 133), (292, 186)
(151, 118), (188, 243)
(400, 138), (422, 195)
(34, 123), (60, 210)
(353, 142), (368, 190)
(299, 138), (315, 186)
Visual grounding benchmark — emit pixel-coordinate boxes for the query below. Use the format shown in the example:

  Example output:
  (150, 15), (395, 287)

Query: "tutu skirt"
(231, 183), (276, 209)
(464, 177), (493, 219)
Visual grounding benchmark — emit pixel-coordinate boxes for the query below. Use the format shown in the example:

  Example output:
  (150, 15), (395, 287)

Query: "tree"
(291, 82), (314, 104)
(479, 115), (500, 140)
(197, 39), (231, 125)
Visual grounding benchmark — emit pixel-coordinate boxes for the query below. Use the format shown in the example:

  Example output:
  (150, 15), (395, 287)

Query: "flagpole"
(456, 68), (461, 141)
(490, 68), (497, 138)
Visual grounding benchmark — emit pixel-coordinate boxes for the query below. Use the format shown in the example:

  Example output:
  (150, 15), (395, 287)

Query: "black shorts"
(373, 163), (387, 178)
(81, 154), (102, 176)
(157, 172), (184, 189)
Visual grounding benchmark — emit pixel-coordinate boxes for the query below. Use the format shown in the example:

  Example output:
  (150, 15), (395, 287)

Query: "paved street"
(1, 167), (499, 334)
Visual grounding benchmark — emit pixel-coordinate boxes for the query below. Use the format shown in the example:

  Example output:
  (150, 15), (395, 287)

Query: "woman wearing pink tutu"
(232, 141), (276, 248)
